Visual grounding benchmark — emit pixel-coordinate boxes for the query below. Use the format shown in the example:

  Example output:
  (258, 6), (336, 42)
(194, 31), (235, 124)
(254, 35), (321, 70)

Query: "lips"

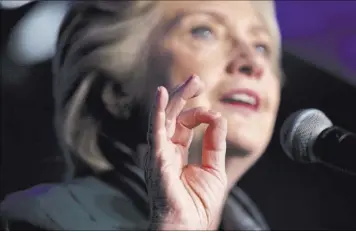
(220, 88), (260, 111)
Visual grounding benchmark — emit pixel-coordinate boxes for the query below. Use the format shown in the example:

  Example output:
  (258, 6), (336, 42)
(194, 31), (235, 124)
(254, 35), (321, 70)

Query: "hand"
(144, 75), (228, 230)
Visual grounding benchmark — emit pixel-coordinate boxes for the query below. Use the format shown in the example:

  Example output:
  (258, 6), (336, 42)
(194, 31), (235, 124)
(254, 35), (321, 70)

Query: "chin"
(226, 129), (269, 158)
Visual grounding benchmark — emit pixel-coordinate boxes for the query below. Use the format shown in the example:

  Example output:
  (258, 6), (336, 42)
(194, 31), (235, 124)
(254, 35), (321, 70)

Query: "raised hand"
(144, 75), (228, 230)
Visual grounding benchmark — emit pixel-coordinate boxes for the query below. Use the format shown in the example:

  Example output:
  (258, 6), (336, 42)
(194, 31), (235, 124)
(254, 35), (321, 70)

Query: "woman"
(1, 1), (282, 230)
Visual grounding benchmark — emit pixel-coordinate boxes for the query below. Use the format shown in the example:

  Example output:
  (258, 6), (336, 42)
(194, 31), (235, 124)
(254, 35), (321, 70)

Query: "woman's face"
(148, 1), (281, 179)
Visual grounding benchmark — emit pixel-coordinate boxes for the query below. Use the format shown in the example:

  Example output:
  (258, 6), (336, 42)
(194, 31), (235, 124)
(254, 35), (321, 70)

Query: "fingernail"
(156, 86), (161, 99)
(185, 74), (198, 85)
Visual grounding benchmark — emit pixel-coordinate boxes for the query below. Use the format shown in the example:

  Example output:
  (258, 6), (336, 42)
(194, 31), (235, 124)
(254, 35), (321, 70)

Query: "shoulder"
(0, 176), (148, 230)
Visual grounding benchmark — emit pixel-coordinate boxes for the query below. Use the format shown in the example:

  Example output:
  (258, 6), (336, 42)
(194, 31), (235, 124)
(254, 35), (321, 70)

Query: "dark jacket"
(1, 171), (269, 230)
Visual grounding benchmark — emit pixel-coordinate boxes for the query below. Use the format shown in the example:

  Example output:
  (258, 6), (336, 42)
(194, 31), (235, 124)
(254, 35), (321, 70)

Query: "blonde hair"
(52, 1), (282, 174)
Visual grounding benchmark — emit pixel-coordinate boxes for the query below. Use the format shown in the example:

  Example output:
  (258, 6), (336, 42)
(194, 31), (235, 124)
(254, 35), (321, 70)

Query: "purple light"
(276, 1), (356, 85)
(339, 34), (356, 73)
(276, 1), (328, 39)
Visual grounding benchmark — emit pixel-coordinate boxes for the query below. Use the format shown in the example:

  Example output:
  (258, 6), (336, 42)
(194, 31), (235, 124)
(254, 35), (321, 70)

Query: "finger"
(202, 113), (227, 172)
(177, 107), (218, 129)
(165, 75), (204, 137)
(171, 107), (219, 164)
(147, 86), (169, 153)
(170, 123), (193, 164)
(145, 87), (169, 187)
(171, 121), (194, 148)
(171, 107), (206, 148)
(171, 107), (218, 147)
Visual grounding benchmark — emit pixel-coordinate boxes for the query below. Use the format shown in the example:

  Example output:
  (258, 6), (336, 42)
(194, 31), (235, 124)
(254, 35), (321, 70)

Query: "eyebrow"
(171, 9), (270, 37)
(162, 10), (224, 34)
(249, 25), (271, 37)
(177, 9), (228, 25)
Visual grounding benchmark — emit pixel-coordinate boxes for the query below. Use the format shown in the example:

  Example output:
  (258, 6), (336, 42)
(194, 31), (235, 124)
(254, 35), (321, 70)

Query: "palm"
(164, 137), (226, 224)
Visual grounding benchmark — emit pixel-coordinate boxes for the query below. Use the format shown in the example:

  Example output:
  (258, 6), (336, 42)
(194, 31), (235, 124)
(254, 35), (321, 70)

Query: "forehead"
(158, 1), (262, 23)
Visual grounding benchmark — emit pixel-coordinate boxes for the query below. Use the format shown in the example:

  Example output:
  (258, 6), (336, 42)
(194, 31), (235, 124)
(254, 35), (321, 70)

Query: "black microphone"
(280, 108), (356, 176)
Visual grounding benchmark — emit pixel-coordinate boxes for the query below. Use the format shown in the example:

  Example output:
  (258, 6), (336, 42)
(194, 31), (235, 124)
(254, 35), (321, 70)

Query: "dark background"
(1, 3), (356, 230)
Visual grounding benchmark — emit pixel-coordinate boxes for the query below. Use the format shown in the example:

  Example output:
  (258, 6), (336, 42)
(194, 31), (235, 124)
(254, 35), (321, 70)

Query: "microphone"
(280, 108), (356, 175)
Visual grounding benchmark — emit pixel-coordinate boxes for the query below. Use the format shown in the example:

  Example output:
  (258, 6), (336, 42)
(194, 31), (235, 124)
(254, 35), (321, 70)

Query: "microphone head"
(280, 109), (333, 163)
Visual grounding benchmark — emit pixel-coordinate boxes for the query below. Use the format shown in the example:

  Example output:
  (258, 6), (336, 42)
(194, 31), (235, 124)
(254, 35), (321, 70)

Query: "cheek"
(165, 39), (226, 89)
(262, 79), (281, 136)
(268, 80), (281, 115)
(261, 68), (281, 114)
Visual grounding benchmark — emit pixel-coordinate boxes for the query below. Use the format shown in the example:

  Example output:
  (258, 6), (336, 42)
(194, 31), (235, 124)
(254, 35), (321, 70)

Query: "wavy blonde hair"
(52, 1), (282, 175)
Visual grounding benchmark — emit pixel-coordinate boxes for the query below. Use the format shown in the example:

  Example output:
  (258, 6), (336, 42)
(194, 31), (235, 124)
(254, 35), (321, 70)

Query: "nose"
(226, 44), (263, 79)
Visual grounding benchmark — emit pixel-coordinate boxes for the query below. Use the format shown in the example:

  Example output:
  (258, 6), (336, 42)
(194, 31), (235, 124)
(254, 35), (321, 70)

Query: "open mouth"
(220, 89), (260, 111)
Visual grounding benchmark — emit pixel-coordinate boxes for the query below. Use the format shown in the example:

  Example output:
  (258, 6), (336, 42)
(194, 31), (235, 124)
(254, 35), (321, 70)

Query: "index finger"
(165, 75), (204, 124)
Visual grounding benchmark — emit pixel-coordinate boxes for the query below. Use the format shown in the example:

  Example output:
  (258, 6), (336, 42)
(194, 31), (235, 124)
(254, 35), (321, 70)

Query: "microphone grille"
(280, 109), (333, 162)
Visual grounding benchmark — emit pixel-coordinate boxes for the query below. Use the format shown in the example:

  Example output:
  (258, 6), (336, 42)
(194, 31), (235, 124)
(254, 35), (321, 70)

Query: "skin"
(140, 1), (281, 230)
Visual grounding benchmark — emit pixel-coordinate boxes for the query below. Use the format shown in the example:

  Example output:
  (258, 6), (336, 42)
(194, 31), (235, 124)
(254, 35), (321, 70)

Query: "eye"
(190, 25), (214, 40)
(255, 44), (270, 56)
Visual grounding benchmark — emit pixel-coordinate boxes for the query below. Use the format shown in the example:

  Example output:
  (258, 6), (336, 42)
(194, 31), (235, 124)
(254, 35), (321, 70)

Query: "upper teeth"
(228, 93), (256, 105)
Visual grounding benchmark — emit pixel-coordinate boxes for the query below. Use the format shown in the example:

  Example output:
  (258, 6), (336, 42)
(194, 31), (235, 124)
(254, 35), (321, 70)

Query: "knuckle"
(214, 116), (227, 131)
(165, 118), (173, 127)
(157, 111), (165, 119)
(176, 96), (187, 107)
(156, 129), (166, 138)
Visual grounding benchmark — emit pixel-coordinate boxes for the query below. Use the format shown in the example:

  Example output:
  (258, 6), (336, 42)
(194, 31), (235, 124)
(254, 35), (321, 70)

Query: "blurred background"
(1, 1), (356, 230)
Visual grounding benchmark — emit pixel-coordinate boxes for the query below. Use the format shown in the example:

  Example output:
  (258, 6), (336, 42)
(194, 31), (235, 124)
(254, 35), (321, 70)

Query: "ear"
(101, 80), (134, 119)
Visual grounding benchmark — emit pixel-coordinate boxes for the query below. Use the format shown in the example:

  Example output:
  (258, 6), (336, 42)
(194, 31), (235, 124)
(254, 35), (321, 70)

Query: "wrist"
(148, 221), (198, 231)
(149, 211), (200, 230)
